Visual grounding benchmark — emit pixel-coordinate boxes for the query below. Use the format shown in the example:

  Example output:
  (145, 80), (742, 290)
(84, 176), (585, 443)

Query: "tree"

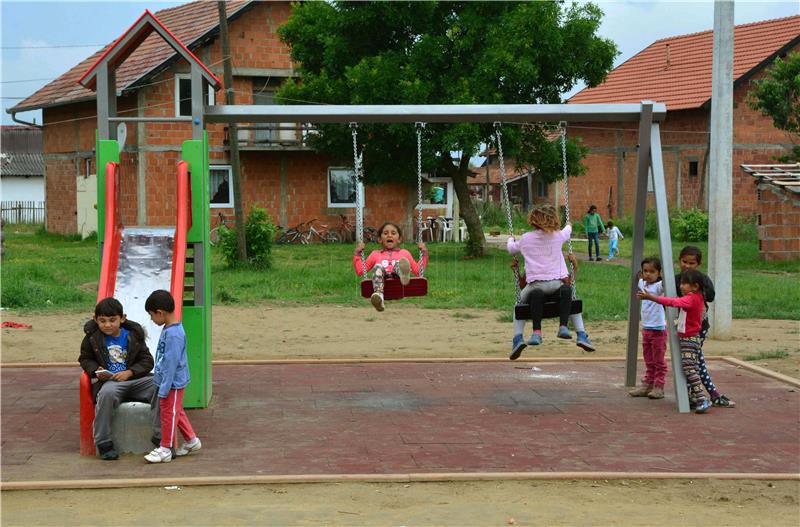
(749, 51), (800, 162)
(277, 1), (617, 256)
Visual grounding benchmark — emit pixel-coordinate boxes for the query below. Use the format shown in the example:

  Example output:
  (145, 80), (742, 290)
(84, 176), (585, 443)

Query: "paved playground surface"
(2, 359), (798, 486)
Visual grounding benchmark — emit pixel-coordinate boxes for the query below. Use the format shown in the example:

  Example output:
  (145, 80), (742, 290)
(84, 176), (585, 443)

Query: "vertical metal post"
(708, 0), (734, 338)
(96, 63), (117, 140)
(190, 65), (205, 140)
(624, 102), (653, 387)
(650, 123), (690, 413)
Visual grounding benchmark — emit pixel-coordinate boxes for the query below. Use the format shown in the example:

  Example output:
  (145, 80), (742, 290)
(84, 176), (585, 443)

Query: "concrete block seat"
(80, 371), (155, 456)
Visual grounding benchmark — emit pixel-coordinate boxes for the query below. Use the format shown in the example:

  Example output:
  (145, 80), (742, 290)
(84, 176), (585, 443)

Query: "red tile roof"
(569, 15), (800, 110)
(10, 0), (253, 113)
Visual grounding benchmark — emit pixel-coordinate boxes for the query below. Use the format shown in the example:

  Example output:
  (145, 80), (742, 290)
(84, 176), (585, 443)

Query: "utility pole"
(218, 1), (247, 261)
(708, 0), (734, 338)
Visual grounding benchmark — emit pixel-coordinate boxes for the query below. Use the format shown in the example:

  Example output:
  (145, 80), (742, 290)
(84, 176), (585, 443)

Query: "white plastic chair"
(458, 219), (467, 241)
(437, 216), (453, 242)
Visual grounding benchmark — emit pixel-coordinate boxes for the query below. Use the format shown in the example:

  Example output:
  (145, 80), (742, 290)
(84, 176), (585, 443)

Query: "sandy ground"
(2, 305), (799, 526)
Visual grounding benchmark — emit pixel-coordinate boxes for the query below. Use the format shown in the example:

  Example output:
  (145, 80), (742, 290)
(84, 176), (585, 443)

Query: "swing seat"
(361, 277), (428, 300)
(515, 298), (583, 320)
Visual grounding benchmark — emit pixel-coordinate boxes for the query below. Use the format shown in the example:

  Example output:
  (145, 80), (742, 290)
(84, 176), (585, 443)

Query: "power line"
(1, 78), (56, 84)
(1, 44), (104, 50)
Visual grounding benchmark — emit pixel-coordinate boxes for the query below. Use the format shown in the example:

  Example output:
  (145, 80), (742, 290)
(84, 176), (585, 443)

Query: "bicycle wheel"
(325, 231), (341, 243)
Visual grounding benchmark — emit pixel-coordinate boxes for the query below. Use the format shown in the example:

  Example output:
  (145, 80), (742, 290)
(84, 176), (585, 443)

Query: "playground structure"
(75, 8), (694, 458)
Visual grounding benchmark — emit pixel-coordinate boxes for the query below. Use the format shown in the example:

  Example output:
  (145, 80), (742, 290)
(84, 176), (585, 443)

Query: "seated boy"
(78, 297), (160, 460)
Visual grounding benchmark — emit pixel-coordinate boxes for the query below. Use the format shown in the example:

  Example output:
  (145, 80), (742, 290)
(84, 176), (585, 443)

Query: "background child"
(144, 290), (201, 463)
(605, 221), (624, 260)
(582, 205), (605, 261)
(676, 246), (735, 408)
(507, 205), (573, 358)
(510, 255), (595, 359)
(79, 297), (160, 460)
(638, 269), (711, 413)
(630, 257), (668, 399)
(354, 222), (427, 312)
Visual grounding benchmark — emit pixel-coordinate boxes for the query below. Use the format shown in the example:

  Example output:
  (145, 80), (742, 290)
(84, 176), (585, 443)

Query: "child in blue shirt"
(143, 290), (201, 463)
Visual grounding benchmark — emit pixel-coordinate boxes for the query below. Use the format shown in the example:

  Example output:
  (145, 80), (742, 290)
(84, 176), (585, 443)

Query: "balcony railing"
(223, 123), (318, 150)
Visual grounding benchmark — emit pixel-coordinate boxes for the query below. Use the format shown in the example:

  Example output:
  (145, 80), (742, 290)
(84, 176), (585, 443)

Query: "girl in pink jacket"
(353, 222), (427, 312)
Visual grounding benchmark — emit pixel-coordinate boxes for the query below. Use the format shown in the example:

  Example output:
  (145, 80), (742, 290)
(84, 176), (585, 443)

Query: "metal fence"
(1, 201), (45, 224)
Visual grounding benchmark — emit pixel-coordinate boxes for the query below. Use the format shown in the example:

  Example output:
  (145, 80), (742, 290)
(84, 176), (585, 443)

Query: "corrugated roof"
(10, 0), (253, 113)
(569, 15), (800, 110)
(1, 153), (44, 177)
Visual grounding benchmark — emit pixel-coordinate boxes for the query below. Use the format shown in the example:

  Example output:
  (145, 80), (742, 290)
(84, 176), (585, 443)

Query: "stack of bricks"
(756, 183), (800, 261)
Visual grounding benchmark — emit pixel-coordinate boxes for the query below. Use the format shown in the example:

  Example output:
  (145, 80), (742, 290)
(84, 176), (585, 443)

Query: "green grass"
(2, 226), (798, 321)
(743, 350), (791, 361)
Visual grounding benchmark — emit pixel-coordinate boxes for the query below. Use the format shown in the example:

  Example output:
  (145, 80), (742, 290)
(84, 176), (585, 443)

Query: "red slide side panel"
(97, 162), (122, 302)
(170, 160), (191, 321)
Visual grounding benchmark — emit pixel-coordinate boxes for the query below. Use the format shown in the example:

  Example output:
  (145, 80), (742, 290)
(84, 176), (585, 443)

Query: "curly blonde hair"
(528, 205), (561, 232)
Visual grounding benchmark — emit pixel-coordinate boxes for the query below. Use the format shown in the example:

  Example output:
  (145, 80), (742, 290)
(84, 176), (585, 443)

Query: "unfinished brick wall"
(757, 183), (800, 261)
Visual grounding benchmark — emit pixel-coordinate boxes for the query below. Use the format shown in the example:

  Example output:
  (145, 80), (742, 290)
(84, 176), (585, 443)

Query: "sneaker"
(576, 332), (596, 352)
(595, 257), (603, 261)
(628, 384), (653, 397)
(648, 386), (665, 399)
(527, 333), (542, 346)
(712, 395), (736, 408)
(556, 326), (572, 339)
(397, 258), (411, 286)
(97, 441), (118, 461)
(175, 437), (202, 457)
(694, 399), (711, 414)
(145, 447), (172, 463)
(510, 334), (527, 361)
(370, 292), (385, 312)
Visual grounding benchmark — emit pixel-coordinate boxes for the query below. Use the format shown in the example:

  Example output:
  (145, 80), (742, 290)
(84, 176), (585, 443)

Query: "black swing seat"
(515, 298), (583, 320)
(361, 277), (428, 300)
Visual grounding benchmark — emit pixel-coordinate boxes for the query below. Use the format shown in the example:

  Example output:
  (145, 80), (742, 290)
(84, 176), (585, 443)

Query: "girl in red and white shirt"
(353, 222), (427, 312)
(638, 269), (711, 413)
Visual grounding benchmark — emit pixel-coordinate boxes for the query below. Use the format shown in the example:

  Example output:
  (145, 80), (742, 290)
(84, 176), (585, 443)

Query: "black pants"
(530, 284), (572, 330)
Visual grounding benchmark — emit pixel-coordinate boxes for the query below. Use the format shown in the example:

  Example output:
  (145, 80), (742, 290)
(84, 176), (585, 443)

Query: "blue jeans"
(587, 232), (600, 258)
(608, 239), (618, 259)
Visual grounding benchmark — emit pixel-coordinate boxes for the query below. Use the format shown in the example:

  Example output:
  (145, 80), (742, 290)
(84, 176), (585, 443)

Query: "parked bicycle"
(209, 212), (228, 246)
(303, 218), (340, 243)
(275, 222), (308, 244)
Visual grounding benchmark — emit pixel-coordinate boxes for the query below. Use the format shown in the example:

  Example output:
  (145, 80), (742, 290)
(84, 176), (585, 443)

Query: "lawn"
(2, 225), (798, 320)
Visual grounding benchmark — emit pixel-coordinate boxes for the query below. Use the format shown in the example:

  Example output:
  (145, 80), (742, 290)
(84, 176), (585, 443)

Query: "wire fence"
(1, 201), (45, 224)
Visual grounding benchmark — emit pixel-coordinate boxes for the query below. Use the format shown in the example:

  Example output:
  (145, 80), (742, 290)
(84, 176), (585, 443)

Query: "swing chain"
(495, 122), (522, 303)
(351, 122), (367, 277)
(560, 121), (577, 298)
(415, 122), (426, 277)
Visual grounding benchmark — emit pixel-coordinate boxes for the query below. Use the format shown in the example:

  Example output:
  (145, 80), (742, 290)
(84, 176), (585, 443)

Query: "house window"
(688, 160), (699, 177)
(175, 75), (215, 118)
(418, 177), (454, 217)
(536, 177), (548, 198)
(252, 77), (291, 143)
(209, 165), (233, 208)
(328, 167), (360, 208)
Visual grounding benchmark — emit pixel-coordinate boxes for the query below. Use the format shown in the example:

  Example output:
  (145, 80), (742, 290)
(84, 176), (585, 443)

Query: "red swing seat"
(360, 277), (428, 300)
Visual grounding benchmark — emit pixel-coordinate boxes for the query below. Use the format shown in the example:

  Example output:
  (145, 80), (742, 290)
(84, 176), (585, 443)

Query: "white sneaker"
(175, 437), (202, 457)
(397, 258), (411, 286)
(370, 292), (385, 312)
(144, 447), (172, 463)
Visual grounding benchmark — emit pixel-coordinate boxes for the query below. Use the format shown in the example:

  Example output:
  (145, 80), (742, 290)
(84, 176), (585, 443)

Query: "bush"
(217, 207), (276, 269)
(473, 200), (529, 235)
(611, 211), (658, 239)
(732, 214), (758, 242)
(671, 208), (708, 241)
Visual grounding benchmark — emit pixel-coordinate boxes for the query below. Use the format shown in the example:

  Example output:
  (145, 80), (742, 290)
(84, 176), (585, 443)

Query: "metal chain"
(561, 122), (577, 298)
(415, 122), (426, 277)
(495, 122), (521, 303)
(350, 123), (367, 277)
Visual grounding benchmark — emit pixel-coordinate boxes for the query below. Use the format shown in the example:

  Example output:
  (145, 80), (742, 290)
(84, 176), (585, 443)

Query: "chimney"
(665, 43), (671, 69)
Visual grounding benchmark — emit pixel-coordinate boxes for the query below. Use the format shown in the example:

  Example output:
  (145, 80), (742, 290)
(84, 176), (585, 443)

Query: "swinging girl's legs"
(556, 284), (572, 338)
(569, 313), (596, 351)
(510, 314), (527, 360)
(370, 265), (386, 312)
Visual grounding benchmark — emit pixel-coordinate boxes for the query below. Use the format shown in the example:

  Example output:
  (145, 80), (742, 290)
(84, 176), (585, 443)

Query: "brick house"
(741, 164), (800, 261)
(567, 15), (799, 220)
(9, 0), (427, 237)
(0, 125), (45, 224)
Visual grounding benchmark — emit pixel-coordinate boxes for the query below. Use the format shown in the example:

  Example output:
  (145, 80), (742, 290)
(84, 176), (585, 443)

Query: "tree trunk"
(449, 153), (485, 257)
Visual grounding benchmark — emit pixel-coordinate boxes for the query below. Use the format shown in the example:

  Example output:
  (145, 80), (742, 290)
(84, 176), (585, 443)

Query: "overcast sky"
(1, 0), (798, 125)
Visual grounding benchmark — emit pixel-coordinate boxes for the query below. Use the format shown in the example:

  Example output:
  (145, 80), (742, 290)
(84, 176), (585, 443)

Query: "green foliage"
(473, 201), (528, 234)
(217, 207), (276, 269)
(748, 51), (800, 161)
(671, 208), (708, 242)
(604, 212), (658, 239)
(743, 349), (790, 361)
(277, 1), (618, 257)
(732, 215), (758, 243)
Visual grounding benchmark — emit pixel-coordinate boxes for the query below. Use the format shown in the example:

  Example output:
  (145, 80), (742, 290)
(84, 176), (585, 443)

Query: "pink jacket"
(653, 292), (704, 337)
(507, 225), (571, 282)
(353, 248), (428, 277)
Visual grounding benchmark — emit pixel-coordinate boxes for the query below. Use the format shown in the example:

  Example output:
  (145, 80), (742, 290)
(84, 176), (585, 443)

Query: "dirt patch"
(1, 304), (798, 525)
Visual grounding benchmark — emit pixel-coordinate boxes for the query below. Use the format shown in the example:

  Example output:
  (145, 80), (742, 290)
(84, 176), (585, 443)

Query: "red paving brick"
(1, 360), (798, 484)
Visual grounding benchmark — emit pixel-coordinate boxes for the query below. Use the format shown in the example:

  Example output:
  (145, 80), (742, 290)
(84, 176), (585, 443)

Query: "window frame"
(209, 165), (233, 209)
(175, 74), (215, 119)
(417, 177), (454, 217)
(327, 167), (363, 208)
